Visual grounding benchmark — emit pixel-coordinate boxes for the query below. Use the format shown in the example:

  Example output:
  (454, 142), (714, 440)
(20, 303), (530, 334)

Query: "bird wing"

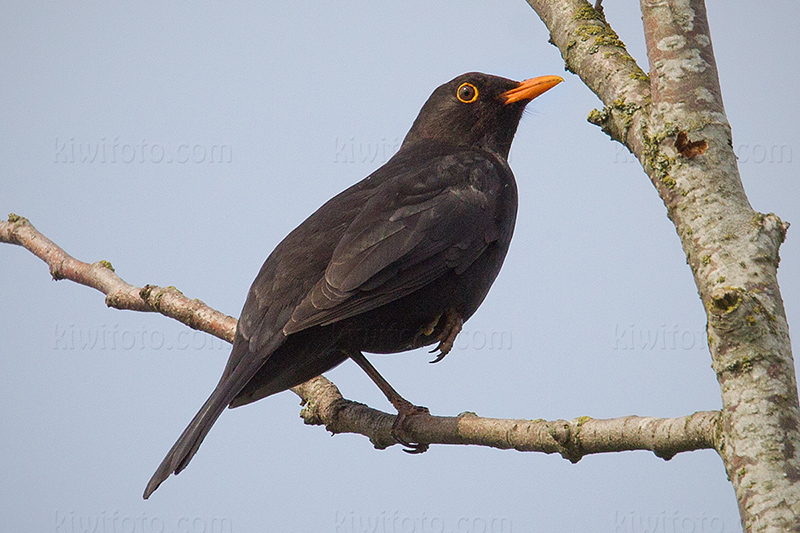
(144, 151), (512, 498)
(283, 153), (506, 335)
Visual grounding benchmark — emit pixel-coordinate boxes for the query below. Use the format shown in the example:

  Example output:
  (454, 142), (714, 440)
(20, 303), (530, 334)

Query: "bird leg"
(428, 308), (463, 364)
(347, 350), (430, 453)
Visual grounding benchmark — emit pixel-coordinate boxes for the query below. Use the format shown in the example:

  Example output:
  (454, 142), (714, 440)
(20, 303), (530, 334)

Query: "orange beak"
(500, 75), (564, 105)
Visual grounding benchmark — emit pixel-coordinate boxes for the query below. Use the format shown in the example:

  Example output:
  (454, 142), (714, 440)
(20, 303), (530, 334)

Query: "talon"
(403, 442), (430, 454)
(428, 309), (463, 364)
(391, 402), (430, 453)
(428, 350), (447, 364)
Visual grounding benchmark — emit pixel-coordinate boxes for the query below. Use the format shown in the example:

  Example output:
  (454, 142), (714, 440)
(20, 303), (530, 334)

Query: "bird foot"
(428, 309), (463, 363)
(391, 399), (430, 454)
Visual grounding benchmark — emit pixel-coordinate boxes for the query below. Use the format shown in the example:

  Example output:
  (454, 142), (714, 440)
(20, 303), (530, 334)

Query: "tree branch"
(523, 0), (800, 529)
(526, 0), (651, 158)
(640, 2), (800, 529)
(2, 213), (718, 461)
(297, 374), (719, 459)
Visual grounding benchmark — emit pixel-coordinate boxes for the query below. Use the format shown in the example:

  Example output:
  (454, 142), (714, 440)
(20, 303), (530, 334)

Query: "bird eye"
(456, 82), (479, 103)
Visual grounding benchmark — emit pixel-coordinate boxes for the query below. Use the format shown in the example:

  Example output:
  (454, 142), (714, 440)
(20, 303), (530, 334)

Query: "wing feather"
(284, 156), (503, 335)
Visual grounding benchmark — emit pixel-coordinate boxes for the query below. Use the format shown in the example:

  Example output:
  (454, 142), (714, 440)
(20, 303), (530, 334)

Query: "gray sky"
(2, 1), (797, 532)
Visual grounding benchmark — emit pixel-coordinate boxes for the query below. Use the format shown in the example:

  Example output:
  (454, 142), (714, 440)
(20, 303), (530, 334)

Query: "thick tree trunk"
(525, 0), (800, 529)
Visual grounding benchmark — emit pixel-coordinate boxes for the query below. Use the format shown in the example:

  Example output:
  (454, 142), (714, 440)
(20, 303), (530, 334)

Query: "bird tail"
(143, 382), (233, 499)
(143, 338), (278, 499)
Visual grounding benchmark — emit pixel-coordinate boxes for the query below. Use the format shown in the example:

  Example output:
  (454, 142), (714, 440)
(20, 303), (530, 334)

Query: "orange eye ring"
(456, 82), (479, 104)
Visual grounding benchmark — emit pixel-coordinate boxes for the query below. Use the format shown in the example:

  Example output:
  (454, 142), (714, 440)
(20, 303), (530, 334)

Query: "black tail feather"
(143, 383), (232, 499)
(143, 339), (277, 499)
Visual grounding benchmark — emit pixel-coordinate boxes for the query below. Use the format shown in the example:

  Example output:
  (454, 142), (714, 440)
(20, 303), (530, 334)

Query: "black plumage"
(144, 72), (562, 498)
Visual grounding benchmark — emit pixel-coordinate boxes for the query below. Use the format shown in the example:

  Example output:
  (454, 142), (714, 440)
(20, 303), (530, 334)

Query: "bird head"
(402, 72), (563, 159)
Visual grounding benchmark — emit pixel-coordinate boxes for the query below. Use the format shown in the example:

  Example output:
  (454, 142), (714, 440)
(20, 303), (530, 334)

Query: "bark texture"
(524, 0), (800, 529)
(1, 214), (718, 461)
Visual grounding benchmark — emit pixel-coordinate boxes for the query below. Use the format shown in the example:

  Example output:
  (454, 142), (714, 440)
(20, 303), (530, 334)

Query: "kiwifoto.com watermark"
(450, 329), (512, 352)
(613, 510), (726, 533)
(612, 324), (707, 351)
(333, 136), (402, 165)
(54, 510), (232, 533)
(335, 510), (511, 533)
(53, 137), (233, 164)
(52, 324), (511, 353)
(612, 142), (792, 165)
(52, 324), (229, 352)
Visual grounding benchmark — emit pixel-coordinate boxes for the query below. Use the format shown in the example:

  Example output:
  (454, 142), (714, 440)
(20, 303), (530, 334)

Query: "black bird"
(144, 72), (562, 498)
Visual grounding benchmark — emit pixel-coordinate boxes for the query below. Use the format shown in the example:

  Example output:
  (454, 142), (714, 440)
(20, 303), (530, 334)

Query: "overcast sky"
(2, 1), (798, 532)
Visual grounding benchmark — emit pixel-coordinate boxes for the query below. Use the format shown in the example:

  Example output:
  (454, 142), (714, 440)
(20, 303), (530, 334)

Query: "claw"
(428, 350), (447, 364)
(428, 309), (463, 364)
(402, 442), (430, 454)
(391, 402), (430, 453)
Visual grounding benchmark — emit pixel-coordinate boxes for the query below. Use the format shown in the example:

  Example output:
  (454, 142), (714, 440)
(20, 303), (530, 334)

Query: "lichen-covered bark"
(525, 0), (800, 529)
(527, 0), (651, 158)
(643, 2), (800, 530)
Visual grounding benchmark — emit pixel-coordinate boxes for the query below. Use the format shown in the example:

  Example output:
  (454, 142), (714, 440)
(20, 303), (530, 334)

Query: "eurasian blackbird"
(144, 72), (562, 498)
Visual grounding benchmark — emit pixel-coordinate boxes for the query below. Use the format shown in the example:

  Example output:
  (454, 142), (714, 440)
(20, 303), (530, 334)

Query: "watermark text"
(612, 324), (706, 352)
(54, 137), (232, 164)
(52, 323), (229, 352)
(333, 136), (401, 165)
(614, 510), (725, 533)
(335, 510), (511, 533)
(54, 510), (232, 533)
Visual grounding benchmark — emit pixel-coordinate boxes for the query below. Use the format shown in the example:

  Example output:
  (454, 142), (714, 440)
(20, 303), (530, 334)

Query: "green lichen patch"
(587, 107), (611, 126)
(572, 22), (627, 55)
(642, 126), (681, 193)
(754, 304), (776, 322)
(587, 96), (642, 143)
(576, 24), (604, 37)
(724, 355), (754, 375)
(630, 68), (650, 83)
(611, 97), (641, 129)
(571, 3), (606, 23)
(567, 2), (642, 86)
(660, 169), (676, 190)
(98, 260), (115, 272)
(709, 289), (742, 314)
(7, 213), (31, 225)
(167, 285), (184, 295)
(591, 29), (626, 53)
